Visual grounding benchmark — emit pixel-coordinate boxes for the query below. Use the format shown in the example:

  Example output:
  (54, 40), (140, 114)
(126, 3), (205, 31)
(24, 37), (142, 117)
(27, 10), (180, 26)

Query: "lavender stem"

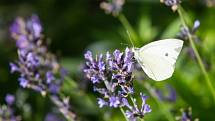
(177, 5), (215, 103)
(120, 107), (129, 121)
(143, 82), (175, 121)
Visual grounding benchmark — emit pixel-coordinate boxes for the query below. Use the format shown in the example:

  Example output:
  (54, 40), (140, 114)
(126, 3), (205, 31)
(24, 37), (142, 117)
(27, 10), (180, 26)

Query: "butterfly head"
(131, 47), (139, 52)
(131, 47), (140, 59)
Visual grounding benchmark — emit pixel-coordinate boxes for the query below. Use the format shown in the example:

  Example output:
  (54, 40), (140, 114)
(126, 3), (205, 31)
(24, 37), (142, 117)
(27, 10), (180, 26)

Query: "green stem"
(139, 118), (145, 121)
(177, 6), (215, 103)
(117, 14), (140, 46)
(120, 107), (129, 121)
(64, 76), (78, 89)
(143, 82), (175, 121)
(129, 95), (136, 106)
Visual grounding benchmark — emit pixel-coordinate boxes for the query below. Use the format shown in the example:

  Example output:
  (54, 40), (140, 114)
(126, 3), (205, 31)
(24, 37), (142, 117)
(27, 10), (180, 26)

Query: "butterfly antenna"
(120, 43), (129, 46)
(126, 30), (134, 48)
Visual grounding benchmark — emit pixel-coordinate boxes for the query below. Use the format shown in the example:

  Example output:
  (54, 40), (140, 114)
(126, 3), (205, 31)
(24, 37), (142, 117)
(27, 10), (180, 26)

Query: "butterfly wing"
(134, 39), (183, 81)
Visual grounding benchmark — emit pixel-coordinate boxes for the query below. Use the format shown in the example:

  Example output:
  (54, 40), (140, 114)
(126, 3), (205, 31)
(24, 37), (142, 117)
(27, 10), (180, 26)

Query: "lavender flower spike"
(176, 107), (199, 121)
(100, 0), (125, 16)
(9, 15), (65, 95)
(84, 48), (134, 108)
(123, 93), (151, 121)
(160, 0), (181, 11)
(84, 49), (151, 120)
(0, 94), (21, 121)
(5, 94), (15, 105)
(9, 15), (76, 120)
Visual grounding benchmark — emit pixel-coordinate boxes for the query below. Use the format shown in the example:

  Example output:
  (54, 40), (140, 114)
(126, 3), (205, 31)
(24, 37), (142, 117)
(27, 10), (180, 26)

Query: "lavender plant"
(9, 15), (64, 95)
(100, 0), (125, 16)
(155, 84), (177, 103)
(177, 20), (202, 61)
(83, 48), (151, 121)
(0, 94), (21, 121)
(161, 0), (215, 103)
(45, 112), (64, 121)
(177, 20), (200, 43)
(175, 108), (199, 121)
(9, 15), (76, 120)
(160, 0), (181, 11)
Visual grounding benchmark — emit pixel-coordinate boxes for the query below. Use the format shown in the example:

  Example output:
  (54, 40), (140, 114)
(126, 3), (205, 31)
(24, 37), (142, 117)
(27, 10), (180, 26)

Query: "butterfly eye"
(165, 53), (169, 57)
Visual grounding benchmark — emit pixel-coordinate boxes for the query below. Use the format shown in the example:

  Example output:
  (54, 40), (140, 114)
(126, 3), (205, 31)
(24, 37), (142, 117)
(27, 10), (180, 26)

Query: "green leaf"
(160, 18), (181, 39)
(138, 15), (158, 42)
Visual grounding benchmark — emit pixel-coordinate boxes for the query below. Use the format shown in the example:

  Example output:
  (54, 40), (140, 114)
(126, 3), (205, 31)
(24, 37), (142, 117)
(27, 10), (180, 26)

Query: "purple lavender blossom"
(160, 0), (181, 11)
(9, 15), (65, 95)
(84, 48), (134, 108)
(48, 83), (61, 94)
(0, 95), (21, 121)
(177, 20), (201, 42)
(83, 48), (151, 120)
(161, 0), (180, 6)
(26, 14), (42, 38)
(10, 63), (19, 73)
(123, 93), (152, 121)
(109, 96), (121, 108)
(9, 15), (75, 120)
(176, 108), (199, 121)
(18, 77), (29, 88)
(10, 17), (22, 35)
(50, 96), (76, 120)
(192, 20), (200, 33)
(178, 26), (190, 41)
(177, 20), (201, 61)
(97, 98), (108, 108)
(5, 94), (15, 105)
(155, 84), (177, 103)
(46, 71), (55, 84)
(166, 85), (177, 102)
(44, 113), (64, 121)
(100, 0), (125, 16)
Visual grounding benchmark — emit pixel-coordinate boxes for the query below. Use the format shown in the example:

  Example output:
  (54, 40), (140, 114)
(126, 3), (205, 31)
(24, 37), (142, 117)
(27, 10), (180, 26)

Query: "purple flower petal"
(9, 17), (22, 35)
(84, 51), (93, 62)
(9, 63), (19, 73)
(193, 20), (200, 31)
(109, 96), (120, 108)
(143, 104), (152, 114)
(5, 94), (15, 105)
(27, 15), (42, 38)
(97, 98), (107, 108)
(18, 77), (29, 88)
(16, 35), (29, 49)
(46, 71), (55, 84)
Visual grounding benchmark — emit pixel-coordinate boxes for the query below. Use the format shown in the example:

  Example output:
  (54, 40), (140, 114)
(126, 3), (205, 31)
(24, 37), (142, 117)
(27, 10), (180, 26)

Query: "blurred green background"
(0, 0), (215, 121)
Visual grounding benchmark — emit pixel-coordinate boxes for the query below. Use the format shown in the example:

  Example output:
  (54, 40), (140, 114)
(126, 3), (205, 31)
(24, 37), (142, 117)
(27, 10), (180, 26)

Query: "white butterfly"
(132, 39), (184, 81)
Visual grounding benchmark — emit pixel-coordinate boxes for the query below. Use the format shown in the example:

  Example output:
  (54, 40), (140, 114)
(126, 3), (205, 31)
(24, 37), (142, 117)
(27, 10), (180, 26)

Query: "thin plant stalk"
(143, 82), (175, 121)
(177, 6), (215, 103)
(49, 94), (76, 121)
(129, 95), (136, 106)
(139, 118), (145, 121)
(118, 14), (141, 46)
(117, 13), (175, 121)
(120, 107), (129, 121)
